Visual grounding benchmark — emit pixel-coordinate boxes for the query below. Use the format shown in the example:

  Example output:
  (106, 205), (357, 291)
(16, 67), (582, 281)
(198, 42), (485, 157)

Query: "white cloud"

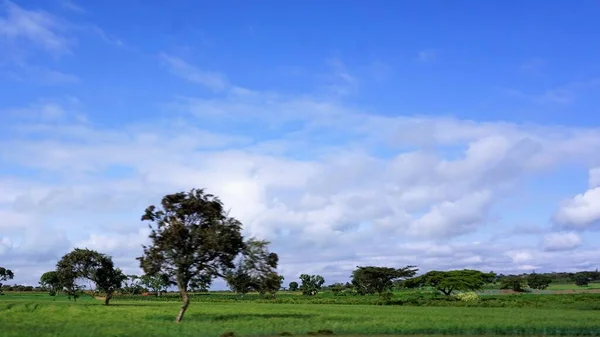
(0, 0), (72, 54)
(554, 186), (600, 229)
(543, 232), (583, 251)
(3, 56), (600, 285)
(159, 53), (228, 91)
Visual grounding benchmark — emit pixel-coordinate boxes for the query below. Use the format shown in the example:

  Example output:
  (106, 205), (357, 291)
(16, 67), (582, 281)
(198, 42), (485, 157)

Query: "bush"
(456, 292), (480, 302)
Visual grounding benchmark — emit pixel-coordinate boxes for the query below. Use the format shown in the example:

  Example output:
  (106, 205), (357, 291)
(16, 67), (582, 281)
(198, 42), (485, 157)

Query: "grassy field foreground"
(3, 293), (600, 336)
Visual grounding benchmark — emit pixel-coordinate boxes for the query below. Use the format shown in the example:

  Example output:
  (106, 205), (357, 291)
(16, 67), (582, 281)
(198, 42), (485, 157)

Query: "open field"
(3, 293), (600, 336)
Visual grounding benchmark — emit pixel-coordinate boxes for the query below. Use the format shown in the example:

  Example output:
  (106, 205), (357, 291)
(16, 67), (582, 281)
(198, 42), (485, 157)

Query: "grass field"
(3, 292), (600, 336)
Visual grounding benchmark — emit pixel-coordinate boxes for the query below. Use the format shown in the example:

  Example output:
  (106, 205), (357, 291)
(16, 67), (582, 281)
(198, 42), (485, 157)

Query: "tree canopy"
(299, 274), (325, 296)
(527, 273), (552, 290)
(499, 275), (526, 292)
(352, 266), (418, 295)
(39, 271), (61, 296)
(56, 248), (126, 305)
(137, 188), (247, 322)
(0, 267), (14, 295)
(225, 240), (281, 297)
(404, 269), (495, 296)
(288, 281), (299, 292)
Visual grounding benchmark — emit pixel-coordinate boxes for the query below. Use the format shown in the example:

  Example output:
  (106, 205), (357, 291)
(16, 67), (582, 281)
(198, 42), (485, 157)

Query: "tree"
(352, 266), (418, 295)
(527, 273), (552, 290)
(299, 274), (325, 295)
(122, 275), (145, 295)
(573, 273), (590, 287)
(499, 275), (526, 292)
(0, 267), (14, 295)
(404, 269), (495, 296)
(139, 274), (170, 295)
(56, 248), (127, 305)
(39, 271), (61, 296)
(225, 238), (281, 298)
(137, 189), (245, 322)
(288, 281), (299, 292)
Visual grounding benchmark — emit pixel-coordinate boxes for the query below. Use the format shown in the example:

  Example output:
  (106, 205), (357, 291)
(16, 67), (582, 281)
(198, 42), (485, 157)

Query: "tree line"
(1, 188), (599, 323)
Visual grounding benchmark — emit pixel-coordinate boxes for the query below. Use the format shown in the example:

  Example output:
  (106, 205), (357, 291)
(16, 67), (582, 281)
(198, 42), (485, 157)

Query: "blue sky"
(1, 0), (600, 286)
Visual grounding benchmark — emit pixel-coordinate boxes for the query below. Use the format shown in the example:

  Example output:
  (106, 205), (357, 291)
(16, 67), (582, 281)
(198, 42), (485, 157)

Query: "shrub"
(456, 291), (480, 302)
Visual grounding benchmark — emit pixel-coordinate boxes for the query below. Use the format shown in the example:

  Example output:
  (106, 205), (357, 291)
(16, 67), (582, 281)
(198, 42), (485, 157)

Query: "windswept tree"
(137, 189), (246, 322)
(39, 271), (61, 296)
(299, 274), (325, 295)
(404, 269), (495, 296)
(56, 248), (127, 305)
(0, 267), (14, 295)
(225, 238), (280, 297)
(122, 275), (145, 295)
(352, 266), (418, 295)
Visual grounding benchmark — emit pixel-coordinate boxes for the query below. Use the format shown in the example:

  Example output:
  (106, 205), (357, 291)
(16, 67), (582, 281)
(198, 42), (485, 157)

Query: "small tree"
(56, 248), (127, 305)
(122, 275), (145, 295)
(352, 266), (418, 295)
(137, 189), (246, 322)
(0, 267), (14, 295)
(500, 275), (526, 292)
(39, 271), (61, 296)
(299, 274), (325, 295)
(573, 273), (590, 287)
(404, 269), (495, 296)
(288, 281), (299, 292)
(527, 273), (552, 290)
(139, 274), (170, 295)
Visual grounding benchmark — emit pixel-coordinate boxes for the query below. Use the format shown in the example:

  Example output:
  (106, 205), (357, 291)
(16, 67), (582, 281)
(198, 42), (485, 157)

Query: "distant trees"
(39, 271), (61, 296)
(573, 273), (590, 287)
(0, 267), (14, 295)
(121, 275), (146, 295)
(56, 248), (127, 305)
(299, 274), (325, 295)
(288, 281), (299, 292)
(352, 266), (418, 295)
(404, 269), (495, 296)
(137, 189), (276, 323)
(138, 274), (169, 295)
(527, 273), (552, 290)
(500, 276), (526, 292)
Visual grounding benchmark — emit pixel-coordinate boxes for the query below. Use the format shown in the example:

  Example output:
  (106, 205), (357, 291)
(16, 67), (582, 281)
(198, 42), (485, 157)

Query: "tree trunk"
(104, 291), (113, 305)
(175, 287), (190, 323)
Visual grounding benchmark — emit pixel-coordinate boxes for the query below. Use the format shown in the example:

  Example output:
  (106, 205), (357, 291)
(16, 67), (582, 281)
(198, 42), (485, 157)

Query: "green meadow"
(3, 292), (600, 337)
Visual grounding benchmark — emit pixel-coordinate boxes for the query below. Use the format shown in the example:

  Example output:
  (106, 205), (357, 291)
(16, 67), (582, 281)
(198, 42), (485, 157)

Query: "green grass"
(3, 293), (600, 336)
(547, 283), (600, 291)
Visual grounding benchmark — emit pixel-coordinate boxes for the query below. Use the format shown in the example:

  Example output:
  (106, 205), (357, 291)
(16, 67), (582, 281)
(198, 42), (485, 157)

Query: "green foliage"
(456, 291), (480, 302)
(225, 239), (280, 298)
(527, 273), (552, 290)
(138, 274), (169, 295)
(121, 275), (146, 295)
(56, 248), (126, 305)
(288, 281), (299, 292)
(404, 269), (495, 295)
(39, 271), (61, 296)
(573, 273), (590, 287)
(0, 266), (14, 295)
(351, 265), (418, 295)
(299, 274), (325, 296)
(500, 275), (526, 292)
(137, 188), (246, 322)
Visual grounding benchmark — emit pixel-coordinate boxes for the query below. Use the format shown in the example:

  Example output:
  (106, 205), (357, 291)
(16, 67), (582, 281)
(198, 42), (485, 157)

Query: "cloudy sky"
(1, 0), (600, 287)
